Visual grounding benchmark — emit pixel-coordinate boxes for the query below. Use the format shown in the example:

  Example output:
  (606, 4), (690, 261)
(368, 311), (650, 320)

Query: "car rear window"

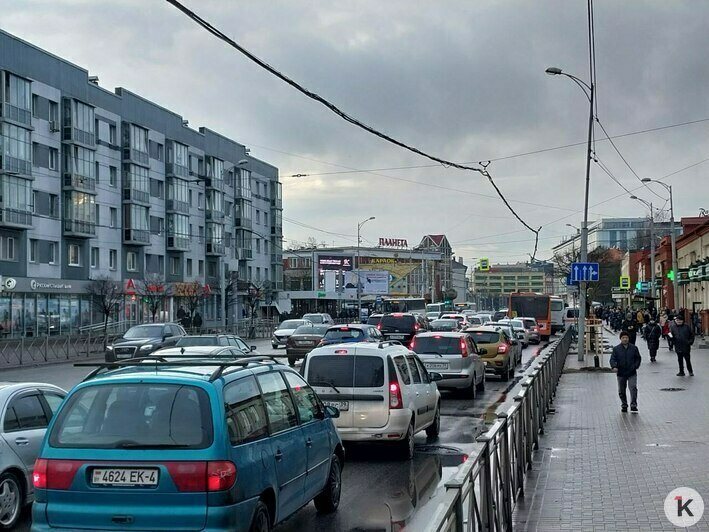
(412, 336), (464, 355)
(49, 384), (213, 449)
(175, 336), (218, 347)
(307, 355), (384, 388)
(522, 319), (536, 329)
(324, 328), (365, 341)
(467, 331), (500, 344)
(380, 315), (416, 329)
(366, 316), (382, 325)
(124, 325), (164, 338)
(280, 320), (305, 329)
(303, 314), (324, 323)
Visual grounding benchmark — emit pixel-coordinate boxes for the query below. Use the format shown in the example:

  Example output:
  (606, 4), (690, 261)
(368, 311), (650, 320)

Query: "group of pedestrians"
(609, 304), (697, 413)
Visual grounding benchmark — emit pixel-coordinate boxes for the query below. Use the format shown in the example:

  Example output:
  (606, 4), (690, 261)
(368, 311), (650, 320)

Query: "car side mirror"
(250, 345), (257, 351)
(162, 335), (168, 342)
(429, 372), (443, 382)
(479, 348), (488, 355)
(324, 405), (340, 418)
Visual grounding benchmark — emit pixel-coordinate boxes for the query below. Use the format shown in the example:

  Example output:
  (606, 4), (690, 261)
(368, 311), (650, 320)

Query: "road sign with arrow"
(570, 262), (600, 282)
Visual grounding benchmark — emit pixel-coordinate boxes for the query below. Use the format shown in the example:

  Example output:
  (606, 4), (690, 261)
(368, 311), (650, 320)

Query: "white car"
(499, 318), (530, 348)
(302, 313), (335, 325)
(271, 319), (312, 348)
(303, 342), (442, 459)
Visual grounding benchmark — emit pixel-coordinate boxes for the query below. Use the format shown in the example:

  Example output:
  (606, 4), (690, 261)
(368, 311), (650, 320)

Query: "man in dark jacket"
(643, 318), (662, 362)
(610, 331), (642, 412)
(621, 313), (638, 344)
(670, 315), (695, 376)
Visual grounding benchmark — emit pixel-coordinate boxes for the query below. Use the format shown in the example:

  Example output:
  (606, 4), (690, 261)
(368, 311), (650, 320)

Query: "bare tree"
(136, 274), (171, 323)
(174, 281), (208, 328)
(86, 276), (123, 348)
(246, 282), (264, 338)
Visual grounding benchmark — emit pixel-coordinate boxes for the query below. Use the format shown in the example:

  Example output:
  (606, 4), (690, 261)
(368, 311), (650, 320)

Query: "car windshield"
(467, 331), (500, 344)
(124, 325), (164, 339)
(293, 325), (329, 335)
(380, 315), (416, 329)
(49, 383), (213, 449)
(175, 336), (218, 347)
(324, 328), (365, 341)
(467, 317), (482, 324)
(430, 320), (458, 330)
(280, 320), (305, 329)
(303, 314), (324, 323)
(366, 316), (382, 325)
(307, 355), (384, 388)
(510, 320), (525, 329)
(412, 336), (464, 355)
(522, 319), (536, 329)
(425, 312), (440, 319)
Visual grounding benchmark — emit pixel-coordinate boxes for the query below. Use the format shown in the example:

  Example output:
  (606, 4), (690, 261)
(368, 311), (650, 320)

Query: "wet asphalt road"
(10, 338), (550, 532)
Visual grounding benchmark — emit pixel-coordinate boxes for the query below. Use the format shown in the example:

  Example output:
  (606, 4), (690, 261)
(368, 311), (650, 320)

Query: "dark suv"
(106, 323), (186, 362)
(377, 313), (425, 345)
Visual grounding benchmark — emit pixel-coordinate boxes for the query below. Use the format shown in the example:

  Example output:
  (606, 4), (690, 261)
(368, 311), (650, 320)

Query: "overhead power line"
(165, 0), (541, 259)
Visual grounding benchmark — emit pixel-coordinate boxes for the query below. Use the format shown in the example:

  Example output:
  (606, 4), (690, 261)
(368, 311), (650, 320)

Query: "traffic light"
(666, 270), (675, 281)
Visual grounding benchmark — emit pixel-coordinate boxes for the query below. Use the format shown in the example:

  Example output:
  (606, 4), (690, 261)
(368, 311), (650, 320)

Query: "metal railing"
(185, 319), (279, 339)
(0, 331), (123, 368)
(427, 328), (572, 531)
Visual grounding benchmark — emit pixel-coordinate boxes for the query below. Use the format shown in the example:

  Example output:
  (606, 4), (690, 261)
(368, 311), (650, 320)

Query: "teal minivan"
(31, 357), (344, 531)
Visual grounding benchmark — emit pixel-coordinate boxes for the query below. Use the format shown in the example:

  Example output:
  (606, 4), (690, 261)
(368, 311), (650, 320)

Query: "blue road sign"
(570, 262), (600, 282)
(566, 272), (579, 286)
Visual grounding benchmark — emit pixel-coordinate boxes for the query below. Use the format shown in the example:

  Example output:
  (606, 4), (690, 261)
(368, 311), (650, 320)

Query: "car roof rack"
(76, 355), (282, 382)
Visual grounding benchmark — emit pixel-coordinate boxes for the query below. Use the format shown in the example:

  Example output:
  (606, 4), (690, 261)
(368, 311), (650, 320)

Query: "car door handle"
(305, 438), (312, 448)
(14, 437), (29, 446)
(275, 450), (283, 461)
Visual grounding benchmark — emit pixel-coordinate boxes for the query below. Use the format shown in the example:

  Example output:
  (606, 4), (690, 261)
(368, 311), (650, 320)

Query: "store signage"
(30, 279), (72, 290)
(317, 255), (353, 270)
(378, 238), (408, 248)
(688, 264), (708, 282)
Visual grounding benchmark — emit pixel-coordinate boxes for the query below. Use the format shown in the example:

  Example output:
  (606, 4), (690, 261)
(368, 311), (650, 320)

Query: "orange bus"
(508, 292), (552, 341)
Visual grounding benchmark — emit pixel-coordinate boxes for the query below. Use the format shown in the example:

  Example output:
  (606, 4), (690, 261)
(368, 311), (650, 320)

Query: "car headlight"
(106, 345), (114, 351)
(139, 344), (154, 351)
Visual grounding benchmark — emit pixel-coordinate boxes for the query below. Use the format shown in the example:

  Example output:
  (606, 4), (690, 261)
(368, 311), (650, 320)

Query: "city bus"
(382, 297), (427, 314)
(425, 301), (454, 314)
(508, 292), (552, 341)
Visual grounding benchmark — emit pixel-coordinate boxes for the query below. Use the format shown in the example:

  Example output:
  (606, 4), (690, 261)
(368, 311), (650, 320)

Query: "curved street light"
(630, 195), (656, 300)
(357, 217), (376, 320)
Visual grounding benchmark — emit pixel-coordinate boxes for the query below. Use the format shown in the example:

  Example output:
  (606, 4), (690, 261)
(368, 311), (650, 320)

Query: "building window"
(186, 258), (193, 276)
(0, 236), (16, 261)
(68, 244), (81, 266)
(198, 260), (204, 276)
(95, 204), (100, 225)
(126, 251), (137, 272)
(256, 239), (261, 254)
(130, 124), (148, 154)
(46, 148), (58, 171)
(90, 247), (99, 268)
(4, 74), (31, 116)
(0, 175), (32, 216)
(48, 242), (57, 264)
(28, 238), (38, 263)
(109, 166), (117, 186)
(109, 124), (116, 144)
(198, 192), (204, 210)
(64, 145), (96, 179)
(72, 100), (95, 138)
(1, 123), (31, 172)
(109, 249), (117, 270)
(49, 101), (58, 122)
(110, 207), (117, 228)
(170, 256), (180, 275)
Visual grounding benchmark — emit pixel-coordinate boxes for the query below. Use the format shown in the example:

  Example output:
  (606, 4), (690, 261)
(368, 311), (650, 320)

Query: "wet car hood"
(112, 337), (161, 347)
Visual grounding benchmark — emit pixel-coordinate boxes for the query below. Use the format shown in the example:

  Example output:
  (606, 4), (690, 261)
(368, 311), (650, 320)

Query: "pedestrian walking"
(621, 313), (638, 344)
(193, 311), (203, 329)
(670, 315), (695, 376)
(610, 331), (642, 413)
(643, 318), (661, 362)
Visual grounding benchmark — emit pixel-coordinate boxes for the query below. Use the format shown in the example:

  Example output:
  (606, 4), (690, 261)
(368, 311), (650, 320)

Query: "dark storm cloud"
(3, 0), (707, 261)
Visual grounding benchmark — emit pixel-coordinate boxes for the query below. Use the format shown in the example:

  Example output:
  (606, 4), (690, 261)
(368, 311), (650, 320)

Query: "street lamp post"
(630, 196), (656, 303)
(547, 67), (594, 361)
(357, 216), (375, 322)
(641, 179), (678, 308)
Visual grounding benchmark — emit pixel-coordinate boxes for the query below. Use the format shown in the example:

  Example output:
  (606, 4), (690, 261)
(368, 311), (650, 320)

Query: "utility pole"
(356, 216), (375, 322)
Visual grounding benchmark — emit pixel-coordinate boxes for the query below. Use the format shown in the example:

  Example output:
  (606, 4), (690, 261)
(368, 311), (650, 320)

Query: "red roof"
(425, 234), (446, 246)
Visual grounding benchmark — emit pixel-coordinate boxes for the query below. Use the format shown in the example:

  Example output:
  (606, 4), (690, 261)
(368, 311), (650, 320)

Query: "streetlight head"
(630, 195), (638, 200)
(545, 67), (563, 76)
(641, 178), (652, 183)
(369, 216), (376, 221)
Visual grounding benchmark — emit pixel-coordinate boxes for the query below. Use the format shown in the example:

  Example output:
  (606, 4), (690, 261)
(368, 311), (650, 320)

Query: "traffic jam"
(5, 294), (560, 532)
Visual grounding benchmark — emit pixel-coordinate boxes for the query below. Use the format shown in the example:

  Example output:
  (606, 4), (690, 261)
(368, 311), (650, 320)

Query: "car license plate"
(425, 362), (448, 370)
(323, 400), (349, 411)
(296, 340), (313, 346)
(92, 468), (159, 487)
(389, 334), (405, 340)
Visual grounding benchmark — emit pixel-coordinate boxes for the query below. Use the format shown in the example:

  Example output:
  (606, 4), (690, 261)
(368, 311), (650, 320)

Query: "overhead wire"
(164, 0), (541, 259)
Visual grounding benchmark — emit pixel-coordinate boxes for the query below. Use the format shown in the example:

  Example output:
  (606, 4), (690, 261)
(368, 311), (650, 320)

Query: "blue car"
(319, 324), (384, 347)
(31, 357), (344, 531)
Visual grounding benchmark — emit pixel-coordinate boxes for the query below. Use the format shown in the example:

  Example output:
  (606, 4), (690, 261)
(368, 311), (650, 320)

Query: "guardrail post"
(513, 394), (527, 492)
(43, 335), (48, 362)
(475, 434), (494, 532)
(497, 412), (513, 528)
(19, 336), (25, 366)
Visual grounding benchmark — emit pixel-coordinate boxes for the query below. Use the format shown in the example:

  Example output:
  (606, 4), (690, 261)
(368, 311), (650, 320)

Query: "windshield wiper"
(310, 380), (341, 393)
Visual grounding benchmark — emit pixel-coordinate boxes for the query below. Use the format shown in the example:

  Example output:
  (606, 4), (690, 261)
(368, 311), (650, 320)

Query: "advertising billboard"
(316, 254), (353, 289)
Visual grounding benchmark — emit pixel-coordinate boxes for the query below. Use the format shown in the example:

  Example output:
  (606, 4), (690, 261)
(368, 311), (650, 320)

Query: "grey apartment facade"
(0, 30), (283, 337)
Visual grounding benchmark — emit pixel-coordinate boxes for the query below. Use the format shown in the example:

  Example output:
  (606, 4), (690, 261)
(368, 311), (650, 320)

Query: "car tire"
(476, 372), (486, 392)
(425, 405), (441, 438)
(271, 343), (278, 349)
(287, 356), (297, 367)
(0, 472), (23, 530)
(314, 455), (342, 513)
(465, 374), (477, 399)
(501, 364), (510, 381)
(249, 500), (271, 532)
(398, 420), (416, 460)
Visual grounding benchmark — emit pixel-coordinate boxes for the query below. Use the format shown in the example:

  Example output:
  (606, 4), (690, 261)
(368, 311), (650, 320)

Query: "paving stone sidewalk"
(512, 332), (709, 531)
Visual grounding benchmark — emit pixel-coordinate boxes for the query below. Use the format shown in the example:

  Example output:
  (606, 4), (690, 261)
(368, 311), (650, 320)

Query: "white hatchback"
(303, 342), (442, 459)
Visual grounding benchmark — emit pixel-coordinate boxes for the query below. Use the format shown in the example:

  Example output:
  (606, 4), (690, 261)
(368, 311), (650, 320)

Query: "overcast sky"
(3, 0), (708, 264)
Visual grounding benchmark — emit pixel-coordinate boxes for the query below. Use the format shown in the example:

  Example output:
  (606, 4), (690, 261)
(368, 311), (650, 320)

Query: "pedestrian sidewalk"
(512, 332), (709, 531)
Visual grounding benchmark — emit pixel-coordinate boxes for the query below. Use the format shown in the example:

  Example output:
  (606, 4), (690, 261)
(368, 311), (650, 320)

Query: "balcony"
(123, 187), (150, 205)
(63, 219), (96, 237)
(123, 228), (150, 245)
(62, 127), (95, 147)
(206, 239), (225, 256)
(166, 162), (189, 178)
(0, 155), (32, 177)
(166, 199), (189, 214)
(1, 103), (32, 127)
(167, 233), (190, 251)
(271, 225), (283, 236)
(235, 218), (252, 230)
(63, 173), (96, 193)
(122, 147), (149, 167)
(205, 177), (224, 191)
(0, 207), (32, 228)
(271, 253), (283, 265)
(206, 209), (225, 221)
(238, 247), (253, 260)
(272, 281), (284, 291)
(271, 198), (283, 209)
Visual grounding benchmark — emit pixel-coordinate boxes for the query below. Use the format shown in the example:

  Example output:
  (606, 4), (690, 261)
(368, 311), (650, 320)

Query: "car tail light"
(166, 461), (208, 491)
(334, 349), (349, 354)
(414, 322), (420, 331)
(377, 323), (382, 330)
(33, 459), (83, 490)
(498, 343), (508, 354)
(339, 327), (350, 332)
(318, 339), (326, 346)
(389, 380), (403, 409)
(207, 461), (237, 491)
(409, 337), (416, 350)
(534, 327), (539, 333)
(460, 338), (469, 357)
